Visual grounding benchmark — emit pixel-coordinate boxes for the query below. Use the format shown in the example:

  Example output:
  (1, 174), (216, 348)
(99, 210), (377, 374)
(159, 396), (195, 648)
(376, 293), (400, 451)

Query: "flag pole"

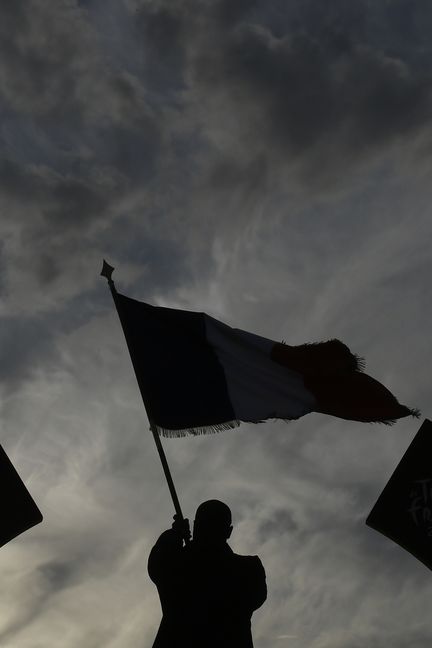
(100, 260), (186, 527)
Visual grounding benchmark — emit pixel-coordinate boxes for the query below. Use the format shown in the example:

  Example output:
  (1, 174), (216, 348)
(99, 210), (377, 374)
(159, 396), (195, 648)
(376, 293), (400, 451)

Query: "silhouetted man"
(148, 500), (267, 648)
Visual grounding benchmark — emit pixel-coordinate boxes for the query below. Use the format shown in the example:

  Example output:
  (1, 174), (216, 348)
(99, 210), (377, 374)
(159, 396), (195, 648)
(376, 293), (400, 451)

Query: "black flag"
(0, 444), (42, 547)
(366, 419), (432, 570)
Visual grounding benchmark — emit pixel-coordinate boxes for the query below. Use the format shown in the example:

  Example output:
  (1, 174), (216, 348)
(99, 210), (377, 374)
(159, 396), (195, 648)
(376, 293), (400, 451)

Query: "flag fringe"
(366, 405), (421, 425)
(153, 408), (420, 437)
(408, 407), (421, 419)
(156, 419), (241, 438)
(331, 406), (421, 426)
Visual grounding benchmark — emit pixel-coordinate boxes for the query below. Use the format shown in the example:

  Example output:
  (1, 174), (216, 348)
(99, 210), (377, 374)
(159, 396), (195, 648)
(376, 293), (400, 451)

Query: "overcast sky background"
(0, 0), (432, 646)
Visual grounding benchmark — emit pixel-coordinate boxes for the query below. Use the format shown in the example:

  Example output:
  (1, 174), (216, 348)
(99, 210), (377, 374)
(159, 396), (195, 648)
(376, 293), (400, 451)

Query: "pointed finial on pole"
(100, 259), (117, 295)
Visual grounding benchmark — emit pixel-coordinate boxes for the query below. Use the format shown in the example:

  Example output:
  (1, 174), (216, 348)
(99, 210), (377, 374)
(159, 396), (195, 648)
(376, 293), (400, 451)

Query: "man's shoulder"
(232, 551), (261, 561)
(231, 551), (265, 572)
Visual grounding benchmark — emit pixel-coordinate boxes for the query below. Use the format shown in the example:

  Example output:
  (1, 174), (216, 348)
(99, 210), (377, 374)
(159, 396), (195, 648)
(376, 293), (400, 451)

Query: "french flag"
(114, 293), (418, 436)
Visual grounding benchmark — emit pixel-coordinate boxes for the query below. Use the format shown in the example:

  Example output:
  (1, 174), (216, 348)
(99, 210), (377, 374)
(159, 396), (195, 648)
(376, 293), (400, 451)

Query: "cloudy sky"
(1, 0), (432, 646)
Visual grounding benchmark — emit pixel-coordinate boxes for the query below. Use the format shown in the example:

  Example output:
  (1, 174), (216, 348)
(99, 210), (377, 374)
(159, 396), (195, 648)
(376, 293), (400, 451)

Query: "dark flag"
(112, 291), (418, 436)
(366, 419), (432, 571)
(0, 444), (43, 547)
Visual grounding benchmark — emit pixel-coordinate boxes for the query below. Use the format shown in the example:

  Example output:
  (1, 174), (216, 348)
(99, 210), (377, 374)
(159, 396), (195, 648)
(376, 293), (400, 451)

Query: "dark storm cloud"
(38, 560), (78, 591)
(0, 159), (109, 230)
(205, 155), (268, 200)
(134, 3), (187, 96)
(2, 0), (430, 309)
(43, 178), (107, 228)
(0, 316), (58, 389)
(336, 630), (432, 648)
(0, 1), (163, 179)
(189, 0), (432, 164)
(0, 2), (88, 119)
(1, 0), (431, 254)
(258, 508), (298, 541)
(0, 158), (113, 287)
(0, 159), (47, 207)
(0, 1), (164, 311)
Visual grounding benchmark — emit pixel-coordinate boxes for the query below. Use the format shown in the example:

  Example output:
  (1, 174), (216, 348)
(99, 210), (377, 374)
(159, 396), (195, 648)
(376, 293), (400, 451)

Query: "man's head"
(193, 500), (233, 545)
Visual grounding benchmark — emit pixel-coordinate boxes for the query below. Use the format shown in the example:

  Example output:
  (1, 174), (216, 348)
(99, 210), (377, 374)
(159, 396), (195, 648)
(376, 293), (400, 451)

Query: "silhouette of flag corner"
(0, 445), (43, 548)
(366, 419), (432, 571)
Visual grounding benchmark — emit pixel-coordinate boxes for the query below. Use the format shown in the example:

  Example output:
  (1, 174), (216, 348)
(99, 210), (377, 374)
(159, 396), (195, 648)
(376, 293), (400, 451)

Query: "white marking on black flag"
(366, 419), (432, 571)
(0, 444), (42, 547)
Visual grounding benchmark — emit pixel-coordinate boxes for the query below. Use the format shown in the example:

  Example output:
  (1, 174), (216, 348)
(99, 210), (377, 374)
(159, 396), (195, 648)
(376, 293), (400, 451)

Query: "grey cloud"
(0, 158), (115, 286)
(0, 159), (48, 206)
(0, 2), (89, 118)
(214, 0), (259, 27)
(193, 3), (432, 159)
(0, 1), (163, 176)
(92, 120), (161, 182)
(0, 316), (57, 389)
(5, 0), (432, 317)
(0, 159), (110, 231)
(134, 4), (187, 96)
(333, 629), (432, 648)
(205, 154), (268, 201)
(1, 0), (431, 268)
(0, 558), (81, 645)
(0, 283), (110, 392)
(38, 560), (79, 592)
(0, 2), (168, 306)
(258, 508), (298, 541)
(35, 254), (60, 285)
(42, 176), (109, 229)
